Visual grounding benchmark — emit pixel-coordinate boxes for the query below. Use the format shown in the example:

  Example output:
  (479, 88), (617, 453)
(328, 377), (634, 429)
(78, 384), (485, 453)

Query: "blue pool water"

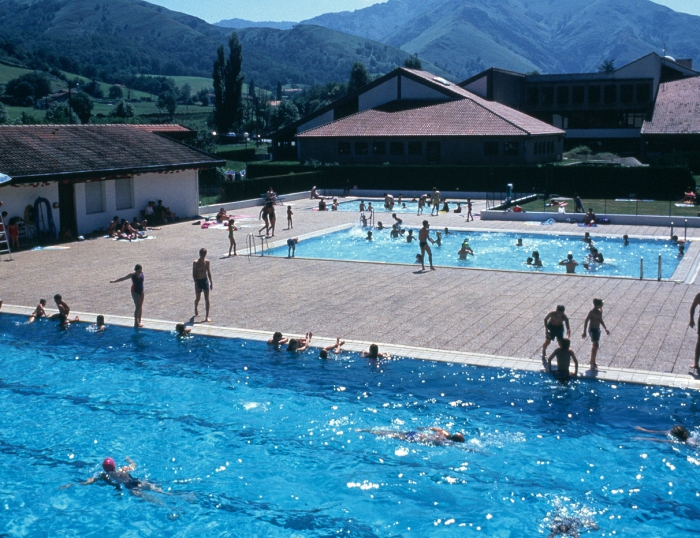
(270, 227), (686, 279)
(2, 314), (699, 537)
(336, 199), (425, 213)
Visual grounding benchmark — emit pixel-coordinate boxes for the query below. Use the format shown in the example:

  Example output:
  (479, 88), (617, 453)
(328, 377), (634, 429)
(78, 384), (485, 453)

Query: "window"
(85, 181), (105, 214)
(483, 141), (499, 156)
(426, 141), (441, 163)
(541, 87), (554, 105)
(372, 141), (386, 155)
(390, 142), (404, 155)
(572, 86), (585, 104)
(338, 142), (351, 155)
(620, 84), (633, 103)
(503, 141), (519, 156)
(636, 83), (651, 102)
(527, 87), (538, 105)
(588, 85), (601, 104)
(604, 84), (617, 103)
(114, 177), (133, 210)
(355, 141), (368, 155)
(556, 86), (569, 105)
(408, 141), (422, 155)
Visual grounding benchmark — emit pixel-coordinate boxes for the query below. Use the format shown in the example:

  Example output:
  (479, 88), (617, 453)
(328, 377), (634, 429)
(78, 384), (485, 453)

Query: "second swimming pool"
(269, 227), (687, 279)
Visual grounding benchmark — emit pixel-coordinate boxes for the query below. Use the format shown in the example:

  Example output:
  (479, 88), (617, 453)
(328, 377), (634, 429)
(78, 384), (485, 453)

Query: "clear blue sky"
(145, 0), (700, 23)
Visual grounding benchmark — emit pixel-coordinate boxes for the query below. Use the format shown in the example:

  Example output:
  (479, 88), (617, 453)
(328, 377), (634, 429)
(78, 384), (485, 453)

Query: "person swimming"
(634, 424), (699, 446)
(359, 427), (465, 445)
(61, 457), (163, 495)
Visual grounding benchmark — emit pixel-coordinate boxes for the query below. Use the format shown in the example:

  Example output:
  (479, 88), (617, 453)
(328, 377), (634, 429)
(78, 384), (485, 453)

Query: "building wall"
(297, 110), (334, 134)
(359, 76), (398, 111)
(401, 77), (449, 100)
(0, 182), (60, 229)
(72, 169), (199, 235)
(463, 74), (488, 98)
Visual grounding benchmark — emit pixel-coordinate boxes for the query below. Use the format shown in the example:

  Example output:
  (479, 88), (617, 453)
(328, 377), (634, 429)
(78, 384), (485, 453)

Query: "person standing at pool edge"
(110, 264), (145, 327)
(418, 220), (436, 271)
(688, 291), (700, 373)
(193, 248), (213, 322)
(582, 298), (609, 370)
(542, 305), (570, 360)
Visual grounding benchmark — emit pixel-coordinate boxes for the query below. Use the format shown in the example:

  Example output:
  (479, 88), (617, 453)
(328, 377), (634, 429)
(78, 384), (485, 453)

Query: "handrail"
(260, 236), (270, 256)
(246, 233), (257, 256)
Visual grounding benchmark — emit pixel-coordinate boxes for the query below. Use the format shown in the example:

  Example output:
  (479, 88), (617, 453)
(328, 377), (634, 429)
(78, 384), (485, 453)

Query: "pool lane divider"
(3, 305), (699, 392)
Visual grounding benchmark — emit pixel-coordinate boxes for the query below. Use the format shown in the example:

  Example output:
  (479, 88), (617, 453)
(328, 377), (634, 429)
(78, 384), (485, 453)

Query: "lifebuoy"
(24, 204), (35, 224)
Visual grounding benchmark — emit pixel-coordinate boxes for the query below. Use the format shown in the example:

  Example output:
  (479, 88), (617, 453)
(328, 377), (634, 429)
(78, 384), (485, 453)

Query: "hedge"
(219, 172), (323, 202)
(215, 147), (257, 162)
(246, 163), (692, 200)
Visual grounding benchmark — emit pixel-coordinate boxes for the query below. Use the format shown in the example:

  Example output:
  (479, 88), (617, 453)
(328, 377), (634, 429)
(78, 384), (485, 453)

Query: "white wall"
(0, 182), (60, 228)
(401, 77), (450, 100)
(73, 169), (199, 235)
(359, 76), (398, 111)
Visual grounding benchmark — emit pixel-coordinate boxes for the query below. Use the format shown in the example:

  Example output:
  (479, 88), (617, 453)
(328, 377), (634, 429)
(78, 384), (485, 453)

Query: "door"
(58, 181), (77, 237)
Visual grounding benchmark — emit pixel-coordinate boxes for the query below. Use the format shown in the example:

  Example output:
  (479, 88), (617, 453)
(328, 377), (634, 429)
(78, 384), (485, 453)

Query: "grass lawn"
(519, 198), (700, 218)
(0, 63), (32, 85)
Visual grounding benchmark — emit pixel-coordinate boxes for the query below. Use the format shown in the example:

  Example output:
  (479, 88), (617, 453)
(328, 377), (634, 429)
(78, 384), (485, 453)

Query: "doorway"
(58, 181), (77, 237)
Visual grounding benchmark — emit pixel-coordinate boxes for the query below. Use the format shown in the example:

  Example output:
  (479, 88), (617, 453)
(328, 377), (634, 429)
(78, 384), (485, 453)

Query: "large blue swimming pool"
(270, 227), (686, 279)
(1, 314), (699, 536)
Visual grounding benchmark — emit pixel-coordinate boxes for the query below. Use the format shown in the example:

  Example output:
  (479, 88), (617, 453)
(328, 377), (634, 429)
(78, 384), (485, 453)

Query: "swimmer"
(406, 229), (414, 243)
(458, 241), (474, 260)
(547, 338), (578, 380)
(581, 231), (592, 245)
(287, 237), (298, 257)
(679, 243), (685, 257)
(376, 221), (384, 230)
(390, 227), (400, 239)
(582, 298), (609, 370)
(367, 202), (373, 212)
(415, 253), (423, 264)
(319, 337), (345, 359)
(175, 323), (191, 336)
(559, 253), (578, 273)
(60, 457), (163, 495)
(361, 343), (390, 359)
(331, 198), (339, 210)
(359, 427), (465, 445)
(51, 294), (79, 326)
(547, 513), (598, 538)
(366, 231), (373, 241)
(89, 315), (106, 332)
(392, 213), (403, 227)
(287, 332), (312, 352)
(28, 298), (47, 323)
(526, 257), (534, 265)
(435, 230), (442, 246)
(417, 196), (425, 215)
(634, 425), (699, 446)
(532, 250), (543, 267)
(623, 234), (629, 246)
(401, 203), (406, 208)
(418, 220), (436, 271)
(268, 331), (289, 345)
(516, 238), (523, 247)
(443, 227), (450, 235)
(542, 305), (570, 359)
(672, 235), (686, 245)
(359, 200), (365, 212)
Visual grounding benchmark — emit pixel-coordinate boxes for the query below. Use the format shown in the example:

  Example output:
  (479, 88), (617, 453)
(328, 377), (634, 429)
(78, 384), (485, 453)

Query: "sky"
(144, 0), (700, 23)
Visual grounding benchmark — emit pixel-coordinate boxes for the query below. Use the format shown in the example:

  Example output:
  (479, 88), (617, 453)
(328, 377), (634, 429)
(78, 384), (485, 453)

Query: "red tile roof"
(297, 99), (563, 138)
(0, 124), (223, 182)
(642, 77), (700, 135)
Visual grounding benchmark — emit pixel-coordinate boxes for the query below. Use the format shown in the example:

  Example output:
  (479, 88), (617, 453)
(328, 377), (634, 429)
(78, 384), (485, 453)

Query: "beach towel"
(540, 218), (556, 225)
(577, 223), (598, 227)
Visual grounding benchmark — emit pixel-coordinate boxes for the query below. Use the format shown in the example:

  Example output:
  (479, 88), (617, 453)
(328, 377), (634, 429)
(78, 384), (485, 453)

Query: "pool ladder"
(246, 233), (270, 256)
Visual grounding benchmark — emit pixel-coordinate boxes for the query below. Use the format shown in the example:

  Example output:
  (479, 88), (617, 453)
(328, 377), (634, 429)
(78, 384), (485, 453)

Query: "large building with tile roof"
(0, 124), (224, 238)
(272, 67), (564, 165)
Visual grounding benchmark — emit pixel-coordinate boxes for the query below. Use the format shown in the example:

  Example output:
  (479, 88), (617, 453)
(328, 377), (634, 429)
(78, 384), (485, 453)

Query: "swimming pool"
(270, 227), (686, 279)
(336, 199), (444, 214)
(2, 314), (699, 536)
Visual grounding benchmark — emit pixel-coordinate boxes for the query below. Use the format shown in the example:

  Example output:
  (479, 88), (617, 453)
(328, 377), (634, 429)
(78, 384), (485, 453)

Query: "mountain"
(0, 0), (446, 89)
(302, 0), (700, 78)
(215, 18), (296, 31)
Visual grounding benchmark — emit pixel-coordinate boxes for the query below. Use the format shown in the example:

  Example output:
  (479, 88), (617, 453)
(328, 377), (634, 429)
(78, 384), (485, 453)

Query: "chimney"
(676, 59), (693, 69)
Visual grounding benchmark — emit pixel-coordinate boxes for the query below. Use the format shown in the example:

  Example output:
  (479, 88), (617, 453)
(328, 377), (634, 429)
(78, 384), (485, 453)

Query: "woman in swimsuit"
(258, 205), (270, 236)
(111, 264), (145, 327)
(267, 202), (277, 237)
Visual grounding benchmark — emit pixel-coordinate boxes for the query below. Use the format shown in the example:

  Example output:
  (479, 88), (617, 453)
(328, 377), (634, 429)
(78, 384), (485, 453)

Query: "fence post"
(671, 221), (674, 239)
(658, 254), (662, 281)
(685, 219), (688, 241)
(640, 257), (644, 280)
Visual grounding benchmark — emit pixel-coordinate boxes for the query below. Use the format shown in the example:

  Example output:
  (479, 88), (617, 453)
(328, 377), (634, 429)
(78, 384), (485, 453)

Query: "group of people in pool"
(267, 331), (390, 360)
(516, 232), (621, 273)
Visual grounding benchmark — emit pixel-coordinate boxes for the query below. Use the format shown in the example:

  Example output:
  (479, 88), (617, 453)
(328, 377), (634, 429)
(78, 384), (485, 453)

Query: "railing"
(246, 233), (257, 256)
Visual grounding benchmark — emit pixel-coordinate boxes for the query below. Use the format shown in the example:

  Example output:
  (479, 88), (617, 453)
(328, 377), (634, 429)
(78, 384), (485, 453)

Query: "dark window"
(542, 87), (554, 105)
(355, 141), (368, 155)
(572, 86), (585, 104)
(620, 84), (633, 103)
(483, 141), (499, 156)
(390, 142), (404, 155)
(527, 87), (538, 105)
(588, 86), (601, 104)
(636, 83), (651, 102)
(548, 140), (554, 153)
(408, 141), (422, 155)
(426, 141), (441, 163)
(503, 141), (519, 156)
(337, 142), (351, 155)
(372, 141), (386, 155)
(604, 84), (617, 103)
(556, 86), (569, 105)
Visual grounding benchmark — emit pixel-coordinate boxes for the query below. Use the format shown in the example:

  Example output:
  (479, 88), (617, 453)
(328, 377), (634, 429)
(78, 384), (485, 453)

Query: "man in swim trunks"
(418, 220), (435, 271)
(582, 298), (609, 370)
(542, 305), (570, 360)
(431, 188), (441, 216)
(193, 248), (213, 322)
(559, 253), (578, 273)
(361, 427), (465, 445)
(689, 291), (700, 373)
(61, 456), (163, 495)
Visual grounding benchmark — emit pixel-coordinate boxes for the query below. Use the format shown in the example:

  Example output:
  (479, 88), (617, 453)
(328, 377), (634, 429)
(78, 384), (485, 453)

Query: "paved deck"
(2, 197), (700, 384)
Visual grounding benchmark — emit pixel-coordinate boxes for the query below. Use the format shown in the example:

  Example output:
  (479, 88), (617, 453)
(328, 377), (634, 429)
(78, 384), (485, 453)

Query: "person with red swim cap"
(60, 456), (163, 494)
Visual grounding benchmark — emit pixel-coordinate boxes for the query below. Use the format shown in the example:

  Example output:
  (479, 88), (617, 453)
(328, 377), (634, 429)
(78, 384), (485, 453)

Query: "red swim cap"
(102, 457), (116, 472)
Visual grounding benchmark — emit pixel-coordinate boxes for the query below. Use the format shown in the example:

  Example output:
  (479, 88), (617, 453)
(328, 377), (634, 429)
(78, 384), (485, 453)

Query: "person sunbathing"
(216, 207), (229, 222)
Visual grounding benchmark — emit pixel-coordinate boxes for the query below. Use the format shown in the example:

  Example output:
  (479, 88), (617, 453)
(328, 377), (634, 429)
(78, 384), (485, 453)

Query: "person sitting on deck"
(583, 208), (596, 226)
(216, 207), (229, 222)
(682, 187), (697, 204)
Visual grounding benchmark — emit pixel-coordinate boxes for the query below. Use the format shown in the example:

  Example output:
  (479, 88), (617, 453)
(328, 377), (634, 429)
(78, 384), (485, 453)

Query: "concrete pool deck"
(2, 196), (700, 386)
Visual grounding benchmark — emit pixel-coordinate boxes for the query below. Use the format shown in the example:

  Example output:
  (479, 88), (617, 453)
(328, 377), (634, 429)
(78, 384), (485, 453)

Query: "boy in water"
(319, 337), (345, 359)
(418, 220), (436, 271)
(268, 331), (289, 345)
(287, 332), (312, 352)
(582, 298), (610, 370)
(406, 229), (414, 243)
(458, 241), (474, 260)
(28, 299), (47, 323)
(547, 338), (578, 380)
(361, 343), (391, 359)
(89, 315), (106, 332)
(559, 253), (578, 273)
(175, 323), (191, 337)
(542, 305), (570, 359)
(51, 294), (79, 326)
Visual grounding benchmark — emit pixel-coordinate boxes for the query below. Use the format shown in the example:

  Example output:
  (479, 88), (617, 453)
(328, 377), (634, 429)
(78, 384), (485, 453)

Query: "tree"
(70, 92), (93, 124)
(110, 99), (135, 118)
(276, 81), (283, 101)
(348, 62), (371, 93)
(157, 91), (177, 118)
(212, 44), (226, 133)
(108, 85), (123, 99)
(46, 102), (80, 124)
(403, 53), (422, 70)
(180, 83), (191, 104)
(598, 59), (616, 74)
(4, 71), (52, 105)
(269, 99), (300, 132)
(0, 102), (7, 124)
(212, 32), (244, 134)
(83, 80), (104, 99)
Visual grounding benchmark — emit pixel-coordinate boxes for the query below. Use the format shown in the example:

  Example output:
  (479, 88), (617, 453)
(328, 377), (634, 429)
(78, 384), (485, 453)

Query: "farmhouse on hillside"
(0, 124), (224, 239)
